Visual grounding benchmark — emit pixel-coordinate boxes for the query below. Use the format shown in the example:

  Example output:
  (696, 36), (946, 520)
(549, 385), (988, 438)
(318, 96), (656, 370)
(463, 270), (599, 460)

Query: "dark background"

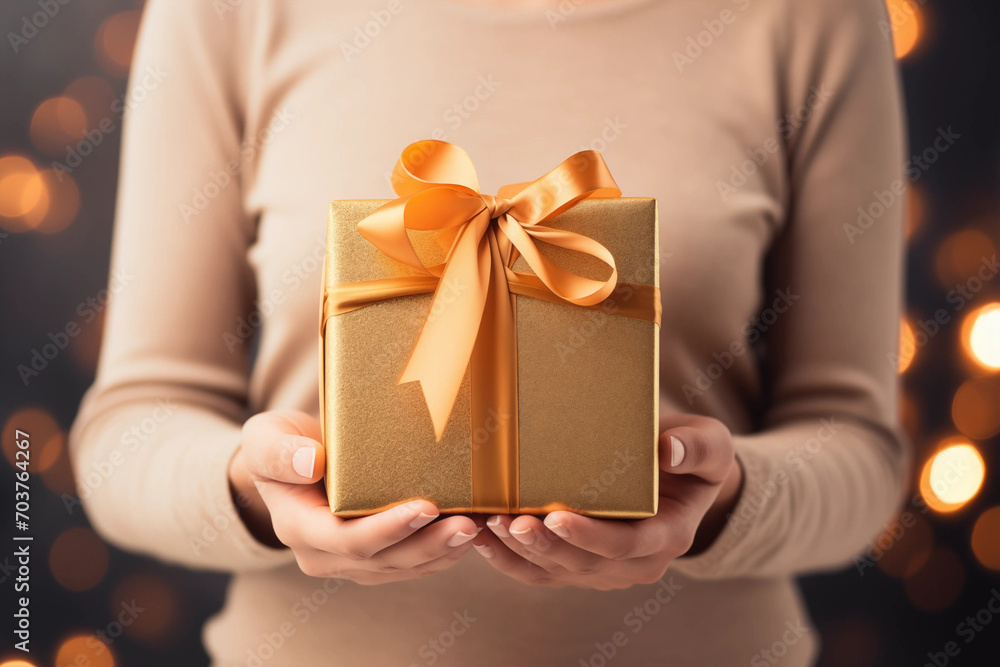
(2, 0), (999, 665)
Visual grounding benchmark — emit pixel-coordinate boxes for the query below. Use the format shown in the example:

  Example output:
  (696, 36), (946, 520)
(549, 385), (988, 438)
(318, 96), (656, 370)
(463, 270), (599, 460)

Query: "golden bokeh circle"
(904, 186), (924, 240)
(952, 377), (1000, 440)
(2, 406), (62, 470)
(64, 75), (117, 128)
(49, 527), (110, 592)
(872, 512), (934, 578)
(897, 319), (916, 373)
(918, 440), (986, 513)
(95, 11), (141, 77)
(903, 546), (964, 611)
(22, 168), (80, 234)
(885, 0), (922, 59)
(0, 155), (48, 229)
(971, 506), (1000, 571)
(54, 635), (115, 667)
(111, 574), (179, 643)
(29, 97), (88, 158)
(934, 229), (996, 289)
(962, 303), (1000, 370)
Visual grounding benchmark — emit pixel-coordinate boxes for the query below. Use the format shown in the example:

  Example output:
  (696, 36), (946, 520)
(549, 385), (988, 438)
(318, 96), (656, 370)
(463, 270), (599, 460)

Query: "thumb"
(242, 410), (326, 485)
(658, 418), (734, 484)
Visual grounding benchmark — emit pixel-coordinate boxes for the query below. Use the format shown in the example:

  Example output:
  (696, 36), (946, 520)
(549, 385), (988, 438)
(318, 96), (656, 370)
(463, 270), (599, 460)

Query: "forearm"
(673, 416), (909, 579)
(69, 395), (294, 572)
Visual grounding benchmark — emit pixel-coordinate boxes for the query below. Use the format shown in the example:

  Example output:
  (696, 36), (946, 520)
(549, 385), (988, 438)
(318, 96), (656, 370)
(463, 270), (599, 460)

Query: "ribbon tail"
(469, 229), (519, 513)
(398, 215), (492, 440)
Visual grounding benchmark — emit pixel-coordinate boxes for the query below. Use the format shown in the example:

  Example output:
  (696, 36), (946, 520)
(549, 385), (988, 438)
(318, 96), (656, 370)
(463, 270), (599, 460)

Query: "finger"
(506, 515), (608, 575)
(485, 515), (563, 570)
(260, 484), (442, 555)
(350, 544), (475, 585)
(242, 412), (326, 484)
(659, 419), (734, 483)
(471, 529), (561, 587)
(541, 510), (679, 560)
(371, 515), (482, 570)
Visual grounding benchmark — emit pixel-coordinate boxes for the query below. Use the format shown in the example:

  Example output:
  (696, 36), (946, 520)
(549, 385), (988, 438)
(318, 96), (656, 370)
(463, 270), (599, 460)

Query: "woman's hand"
(228, 410), (481, 584)
(471, 414), (742, 590)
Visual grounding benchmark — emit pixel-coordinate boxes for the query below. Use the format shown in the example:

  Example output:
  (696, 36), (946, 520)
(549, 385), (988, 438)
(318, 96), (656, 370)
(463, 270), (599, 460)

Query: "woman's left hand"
(472, 414), (743, 590)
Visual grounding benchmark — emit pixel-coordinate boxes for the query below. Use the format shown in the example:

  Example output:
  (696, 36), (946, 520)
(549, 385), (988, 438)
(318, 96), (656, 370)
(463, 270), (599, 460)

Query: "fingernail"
(474, 543), (496, 559)
(408, 512), (437, 529)
(545, 520), (570, 538)
(670, 436), (685, 468)
(487, 515), (509, 537)
(292, 446), (316, 478)
(509, 525), (535, 545)
(447, 531), (477, 547)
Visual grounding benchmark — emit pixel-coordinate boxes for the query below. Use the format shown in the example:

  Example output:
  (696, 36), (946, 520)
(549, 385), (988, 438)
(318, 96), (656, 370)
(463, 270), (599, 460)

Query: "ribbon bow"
(356, 140), (622, 440)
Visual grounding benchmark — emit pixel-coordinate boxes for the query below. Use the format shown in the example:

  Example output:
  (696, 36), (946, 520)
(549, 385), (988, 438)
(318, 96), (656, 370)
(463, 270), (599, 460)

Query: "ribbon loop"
(358, 140), (624, 440)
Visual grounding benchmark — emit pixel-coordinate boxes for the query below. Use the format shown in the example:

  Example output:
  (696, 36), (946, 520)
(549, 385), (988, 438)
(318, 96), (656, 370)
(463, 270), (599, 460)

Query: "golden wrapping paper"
(322, 198), (660, 518)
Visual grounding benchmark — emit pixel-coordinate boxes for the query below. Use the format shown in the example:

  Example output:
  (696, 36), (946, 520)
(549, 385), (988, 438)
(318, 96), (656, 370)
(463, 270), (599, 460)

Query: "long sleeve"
(672, 0), (910, 579)
(68, 0), (294, 572)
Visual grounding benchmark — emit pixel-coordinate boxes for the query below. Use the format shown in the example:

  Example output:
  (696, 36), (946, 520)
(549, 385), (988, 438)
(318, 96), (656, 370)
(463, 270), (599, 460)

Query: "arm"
(68, 0), (293, 571)
(70, 1), (483, 580)
(473, 0), (908, 585)
(671, 0), (909, 579)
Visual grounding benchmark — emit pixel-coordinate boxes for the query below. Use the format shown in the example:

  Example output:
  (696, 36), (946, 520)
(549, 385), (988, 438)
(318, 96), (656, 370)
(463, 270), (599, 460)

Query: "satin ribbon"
(324, 140), (660, 512)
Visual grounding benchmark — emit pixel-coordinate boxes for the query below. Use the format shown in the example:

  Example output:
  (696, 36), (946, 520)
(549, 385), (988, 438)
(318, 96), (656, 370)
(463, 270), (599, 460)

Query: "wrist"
(686, 456), (744, 556)
(228, 447), (283, 549)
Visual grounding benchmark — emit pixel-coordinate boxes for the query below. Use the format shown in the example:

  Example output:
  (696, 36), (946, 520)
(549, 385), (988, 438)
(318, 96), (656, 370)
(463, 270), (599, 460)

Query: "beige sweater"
(70, 0), (908, 664)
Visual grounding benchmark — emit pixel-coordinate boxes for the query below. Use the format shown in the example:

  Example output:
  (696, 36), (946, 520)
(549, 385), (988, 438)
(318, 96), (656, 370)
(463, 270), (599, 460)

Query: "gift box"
(320, 141), (660, 518)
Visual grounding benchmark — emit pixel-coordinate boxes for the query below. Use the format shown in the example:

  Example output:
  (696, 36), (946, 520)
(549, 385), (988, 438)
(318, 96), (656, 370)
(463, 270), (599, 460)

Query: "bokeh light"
(21, 168), (80, 234)
(873, 512), (934, 578)
(29, 96), (88, 158)
(40, 441), (79, 496)
(0, 661), (39, 667)
(897, 319), (916, 373)
(918, 440), (986, 513)
(49, 527), (110, 592)
(971, 507), (1000, 571)
(94, 11), (141, 77)
(962, 303), (1000, 370)
(904, 185), (924, 240)
(2, 406), (62, 469)
(900, 391), (920, 439)
(903, 546), (965, 611)
(952, 377), (1000, 439)
(111, 574), (179, 643)
(885, 0), (922, 59)
(55, 635), (115, 667)
(34, 430), (65, 474)
(0, 155), (47, 231)
(934, 229), (996, 289)
(64, 75), (117, 128)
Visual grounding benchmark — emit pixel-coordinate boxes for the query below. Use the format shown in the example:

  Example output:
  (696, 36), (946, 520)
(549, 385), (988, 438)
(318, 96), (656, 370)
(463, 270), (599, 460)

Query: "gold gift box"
(321, 198), (659, 518)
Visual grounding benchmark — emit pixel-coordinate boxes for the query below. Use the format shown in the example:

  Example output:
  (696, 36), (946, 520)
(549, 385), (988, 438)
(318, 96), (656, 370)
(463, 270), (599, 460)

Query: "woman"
(70, 0), (908, 664)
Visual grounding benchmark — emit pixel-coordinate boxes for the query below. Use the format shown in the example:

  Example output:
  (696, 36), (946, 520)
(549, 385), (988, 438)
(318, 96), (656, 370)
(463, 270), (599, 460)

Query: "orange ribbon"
(324, 141), (660, 512)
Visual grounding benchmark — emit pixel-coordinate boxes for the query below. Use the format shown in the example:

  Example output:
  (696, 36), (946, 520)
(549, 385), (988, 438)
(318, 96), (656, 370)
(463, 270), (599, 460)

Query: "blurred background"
(1, 0), (999, 665)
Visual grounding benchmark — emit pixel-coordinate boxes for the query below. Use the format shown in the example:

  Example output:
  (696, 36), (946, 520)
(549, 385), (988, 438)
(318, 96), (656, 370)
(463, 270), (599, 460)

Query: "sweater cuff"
(193, 432), (297, 572)
(669, 446), (767, 579)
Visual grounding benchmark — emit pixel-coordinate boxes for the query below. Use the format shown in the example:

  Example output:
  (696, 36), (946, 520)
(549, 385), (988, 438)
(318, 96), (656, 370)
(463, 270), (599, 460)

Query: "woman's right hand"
(228, 409), (481, 584)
